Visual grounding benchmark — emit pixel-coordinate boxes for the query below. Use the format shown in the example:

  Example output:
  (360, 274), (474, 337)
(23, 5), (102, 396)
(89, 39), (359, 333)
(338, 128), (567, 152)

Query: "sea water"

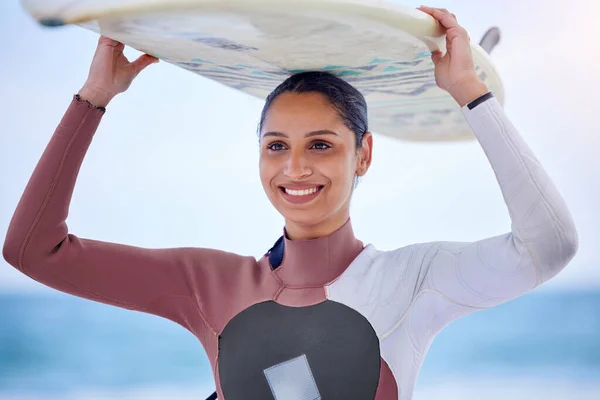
(1, 290), (599, 399)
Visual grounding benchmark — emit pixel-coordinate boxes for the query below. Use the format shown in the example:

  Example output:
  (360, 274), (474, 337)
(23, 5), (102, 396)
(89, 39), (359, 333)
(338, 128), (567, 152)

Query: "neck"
(273, 216), (364, 287)
(284, 210), (351, 240)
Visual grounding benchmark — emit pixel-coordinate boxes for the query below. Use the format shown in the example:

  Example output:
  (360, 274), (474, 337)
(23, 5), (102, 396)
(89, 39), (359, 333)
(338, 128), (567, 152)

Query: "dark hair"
(258, 71), (368, 148)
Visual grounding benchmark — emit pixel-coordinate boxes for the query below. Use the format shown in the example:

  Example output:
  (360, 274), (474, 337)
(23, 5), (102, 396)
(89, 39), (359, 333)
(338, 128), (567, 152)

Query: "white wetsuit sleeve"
(421, 94), (578, 329)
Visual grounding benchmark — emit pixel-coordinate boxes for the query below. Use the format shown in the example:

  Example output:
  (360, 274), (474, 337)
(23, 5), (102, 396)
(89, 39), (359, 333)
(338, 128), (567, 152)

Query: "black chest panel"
(218, 300), (380, 400)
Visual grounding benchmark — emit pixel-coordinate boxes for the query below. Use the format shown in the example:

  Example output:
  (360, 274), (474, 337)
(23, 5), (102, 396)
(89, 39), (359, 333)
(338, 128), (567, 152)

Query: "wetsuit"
(2, 93), (578, 400)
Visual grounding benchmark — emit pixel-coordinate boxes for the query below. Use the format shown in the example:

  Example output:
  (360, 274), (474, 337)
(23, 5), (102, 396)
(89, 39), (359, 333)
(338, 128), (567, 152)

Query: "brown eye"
(267, 142), (286, 151)
(311, 141), (331, 150)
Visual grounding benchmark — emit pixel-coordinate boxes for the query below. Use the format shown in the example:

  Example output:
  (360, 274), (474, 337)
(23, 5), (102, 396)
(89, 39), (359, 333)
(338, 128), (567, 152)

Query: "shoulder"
(330, 241), (445, 302)
(326, 242), (442, 338)
(168, 246), (261, 270)
(330, 241), (442, 296)
(351, 241), (440, 271)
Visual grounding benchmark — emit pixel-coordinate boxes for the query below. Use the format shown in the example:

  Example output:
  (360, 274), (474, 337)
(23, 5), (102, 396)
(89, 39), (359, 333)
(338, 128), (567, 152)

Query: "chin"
(281, 208), (330, 227)
(266, 186), (350, 231)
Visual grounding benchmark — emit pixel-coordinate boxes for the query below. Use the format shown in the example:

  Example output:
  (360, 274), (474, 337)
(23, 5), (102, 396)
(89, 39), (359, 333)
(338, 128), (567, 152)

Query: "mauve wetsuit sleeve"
(2, 96), (212, 331)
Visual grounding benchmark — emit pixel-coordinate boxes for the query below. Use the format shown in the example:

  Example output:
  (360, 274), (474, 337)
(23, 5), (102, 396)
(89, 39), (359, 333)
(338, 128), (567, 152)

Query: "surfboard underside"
(22, 0), (505, 141)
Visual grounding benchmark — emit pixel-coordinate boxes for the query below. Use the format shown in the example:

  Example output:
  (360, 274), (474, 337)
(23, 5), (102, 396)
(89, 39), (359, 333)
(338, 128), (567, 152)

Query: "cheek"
(258, 155), (277, 189)
(324, 154), (356, 192)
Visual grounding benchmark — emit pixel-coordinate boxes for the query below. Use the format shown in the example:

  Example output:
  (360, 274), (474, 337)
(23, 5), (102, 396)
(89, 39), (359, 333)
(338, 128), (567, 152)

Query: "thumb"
(131, 53), (159, 75)
(431, 50), (443, 65)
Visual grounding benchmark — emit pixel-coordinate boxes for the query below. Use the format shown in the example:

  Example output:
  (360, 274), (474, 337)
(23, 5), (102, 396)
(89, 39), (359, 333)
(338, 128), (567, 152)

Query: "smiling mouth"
(279, 186), (324, 196)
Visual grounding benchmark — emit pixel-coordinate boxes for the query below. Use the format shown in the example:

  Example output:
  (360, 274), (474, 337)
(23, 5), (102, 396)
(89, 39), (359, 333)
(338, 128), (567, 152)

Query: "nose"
(283, 147), (312, 180)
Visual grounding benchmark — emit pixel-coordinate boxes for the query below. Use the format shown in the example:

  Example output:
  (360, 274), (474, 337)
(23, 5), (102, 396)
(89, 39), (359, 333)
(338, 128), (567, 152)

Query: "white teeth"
(284, 187), (320, 196)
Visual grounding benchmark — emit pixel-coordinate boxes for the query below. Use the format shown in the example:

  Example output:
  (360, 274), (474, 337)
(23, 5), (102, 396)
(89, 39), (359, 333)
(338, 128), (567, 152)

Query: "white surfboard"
(21, 0), (505, 142)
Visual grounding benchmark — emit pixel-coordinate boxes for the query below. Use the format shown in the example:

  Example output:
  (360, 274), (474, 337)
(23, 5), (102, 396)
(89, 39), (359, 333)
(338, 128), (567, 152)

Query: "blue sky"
(1, 0), (598, 293)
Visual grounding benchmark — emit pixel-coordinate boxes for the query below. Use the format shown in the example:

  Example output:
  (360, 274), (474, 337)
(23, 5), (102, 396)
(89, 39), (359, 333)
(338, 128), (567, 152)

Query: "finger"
(421, 7), (461, 29)
(99, 35), (121, 48)
(446, 26), (471, 43)
(431, 50), (443, 65)
(432, 8), (451, 19)
(439, 8), (457, 20)
(131, 53), (159, 74)
(417, 5), (434, 13)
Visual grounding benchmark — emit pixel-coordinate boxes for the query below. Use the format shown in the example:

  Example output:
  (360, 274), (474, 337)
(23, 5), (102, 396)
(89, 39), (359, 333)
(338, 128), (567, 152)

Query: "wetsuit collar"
(269, 218), (364, 288)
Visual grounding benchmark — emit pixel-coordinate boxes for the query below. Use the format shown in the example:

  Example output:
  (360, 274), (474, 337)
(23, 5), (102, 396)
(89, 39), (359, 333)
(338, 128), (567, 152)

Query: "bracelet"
(74, 94), (107, 112)
(467, 92), (494, 110)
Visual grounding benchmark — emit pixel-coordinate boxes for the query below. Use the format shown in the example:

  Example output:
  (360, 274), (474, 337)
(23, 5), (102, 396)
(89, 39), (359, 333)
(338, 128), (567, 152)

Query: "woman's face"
(259, 92), (372, 239)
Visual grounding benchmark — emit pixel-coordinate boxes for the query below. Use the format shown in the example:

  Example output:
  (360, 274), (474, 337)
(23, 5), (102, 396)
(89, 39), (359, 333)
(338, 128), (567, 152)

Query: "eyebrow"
(262, 130), (340, 138)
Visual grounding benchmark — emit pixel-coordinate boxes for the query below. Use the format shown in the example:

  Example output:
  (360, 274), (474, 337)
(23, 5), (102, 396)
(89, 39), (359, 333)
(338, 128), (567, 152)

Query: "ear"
(356, 131), (373, 177)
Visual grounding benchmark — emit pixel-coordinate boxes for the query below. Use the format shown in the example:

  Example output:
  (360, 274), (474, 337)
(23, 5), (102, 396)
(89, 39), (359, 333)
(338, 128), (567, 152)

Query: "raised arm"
(411, 7), (578, 328)
(417, 92), (578, 327)
(2, 37), (223, 333)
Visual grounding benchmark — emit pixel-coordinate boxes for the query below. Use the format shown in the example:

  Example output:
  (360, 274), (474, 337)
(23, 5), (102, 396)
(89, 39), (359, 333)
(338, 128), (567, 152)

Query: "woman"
(2, 6), (578, 400)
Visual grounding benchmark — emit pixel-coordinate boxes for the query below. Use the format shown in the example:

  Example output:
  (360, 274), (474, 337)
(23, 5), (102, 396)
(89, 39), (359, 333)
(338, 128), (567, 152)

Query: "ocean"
(1, 290), (599, 399)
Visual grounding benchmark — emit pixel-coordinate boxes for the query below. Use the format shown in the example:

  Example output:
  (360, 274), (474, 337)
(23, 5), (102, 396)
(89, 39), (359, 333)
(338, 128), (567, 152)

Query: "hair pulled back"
(258, 71), (368, 148)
